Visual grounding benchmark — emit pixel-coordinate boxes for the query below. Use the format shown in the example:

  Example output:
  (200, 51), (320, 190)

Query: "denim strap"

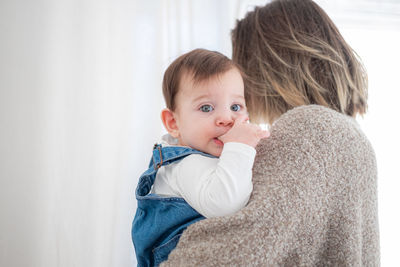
(150, 144), (215, 171)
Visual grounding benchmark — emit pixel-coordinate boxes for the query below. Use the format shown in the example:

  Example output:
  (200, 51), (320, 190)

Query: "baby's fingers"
(235, 114), (249, 125)
(256, 127), (270, 139)
(260, 130), (270, 138)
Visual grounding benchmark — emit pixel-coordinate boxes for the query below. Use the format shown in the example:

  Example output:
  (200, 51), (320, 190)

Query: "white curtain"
(0, 0), (241, 266)
(1, 0), (399, 266)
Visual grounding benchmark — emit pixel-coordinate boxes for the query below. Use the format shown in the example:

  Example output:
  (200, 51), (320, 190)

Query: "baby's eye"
(230, 104), (241, 112)
(200, 105), (214, 112)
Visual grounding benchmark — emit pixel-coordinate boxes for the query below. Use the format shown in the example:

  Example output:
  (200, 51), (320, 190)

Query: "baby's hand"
(218, 115), (270, 148)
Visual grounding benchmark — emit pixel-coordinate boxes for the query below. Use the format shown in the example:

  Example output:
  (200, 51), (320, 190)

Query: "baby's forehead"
(177, 68), (244, 101)
(179, 66), (241, 88)
(179, 69), (220, 87)
(177, 71), (214, 95)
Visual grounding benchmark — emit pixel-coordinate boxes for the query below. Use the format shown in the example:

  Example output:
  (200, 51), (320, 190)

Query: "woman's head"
(232, 0), (368, 124)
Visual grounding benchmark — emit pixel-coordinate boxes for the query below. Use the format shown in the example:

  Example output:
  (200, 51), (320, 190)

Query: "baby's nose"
(216, 112), (234, 127)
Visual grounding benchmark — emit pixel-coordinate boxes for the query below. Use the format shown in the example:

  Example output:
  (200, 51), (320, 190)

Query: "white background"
(0, 0), (399, 266)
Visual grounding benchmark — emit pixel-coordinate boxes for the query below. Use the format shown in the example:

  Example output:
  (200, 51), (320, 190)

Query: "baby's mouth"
(213, 137), (224, 146)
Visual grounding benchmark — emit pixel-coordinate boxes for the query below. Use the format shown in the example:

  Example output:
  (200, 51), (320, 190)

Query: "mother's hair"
(231, 0), (368, 124)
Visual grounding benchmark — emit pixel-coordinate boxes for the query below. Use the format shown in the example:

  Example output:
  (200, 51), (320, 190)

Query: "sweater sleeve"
(172, 142), (256, 218)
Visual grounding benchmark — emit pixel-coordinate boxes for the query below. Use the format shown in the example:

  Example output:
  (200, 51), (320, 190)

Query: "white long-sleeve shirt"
(151, 135), (256, 218)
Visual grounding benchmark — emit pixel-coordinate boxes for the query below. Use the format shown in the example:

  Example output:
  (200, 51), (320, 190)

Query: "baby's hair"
(232, 0), (368, 124)
(163, 48), (241, 111)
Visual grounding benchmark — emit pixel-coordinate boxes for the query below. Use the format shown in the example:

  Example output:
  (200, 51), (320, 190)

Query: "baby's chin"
(209, 152), (221, 157)
(195, 141), (223, 157)
(207, 146), (223, 157)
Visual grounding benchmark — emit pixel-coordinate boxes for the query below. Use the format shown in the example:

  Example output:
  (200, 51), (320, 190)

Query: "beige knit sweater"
(162, 105), (379, 266)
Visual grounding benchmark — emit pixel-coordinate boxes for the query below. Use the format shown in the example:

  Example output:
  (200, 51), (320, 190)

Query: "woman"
(162, 0), (379, 266)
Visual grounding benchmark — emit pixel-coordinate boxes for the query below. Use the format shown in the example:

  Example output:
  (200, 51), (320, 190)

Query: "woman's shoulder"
(254, 104), (376, 183)
(273, 104), (361, 136)
(257, 104), (370, 155)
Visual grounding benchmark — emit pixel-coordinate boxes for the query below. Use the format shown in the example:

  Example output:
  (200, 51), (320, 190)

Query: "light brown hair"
(232, 0), (368, 124)
(162, 48), (240, 111)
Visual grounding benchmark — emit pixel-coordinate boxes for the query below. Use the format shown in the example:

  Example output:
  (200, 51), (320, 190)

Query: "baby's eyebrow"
(191, 94), (245, 103)
(192, 95), (211, 103)
(233, 95), (245, 100)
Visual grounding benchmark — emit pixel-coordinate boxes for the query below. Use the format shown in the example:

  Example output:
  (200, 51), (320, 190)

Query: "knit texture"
(161, 105), (379, 267)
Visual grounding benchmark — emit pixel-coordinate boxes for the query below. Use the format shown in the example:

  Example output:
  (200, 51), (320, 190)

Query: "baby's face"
(172, 67), (247, 157)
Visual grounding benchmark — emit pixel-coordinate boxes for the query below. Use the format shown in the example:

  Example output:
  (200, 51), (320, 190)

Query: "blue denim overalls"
(132, 144), (216, 267)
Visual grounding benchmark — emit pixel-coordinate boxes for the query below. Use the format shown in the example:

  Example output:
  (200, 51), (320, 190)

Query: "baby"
(132, 49), (269, 267)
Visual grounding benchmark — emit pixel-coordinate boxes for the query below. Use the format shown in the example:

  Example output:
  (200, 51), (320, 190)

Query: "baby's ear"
(161, 108), (180, 138)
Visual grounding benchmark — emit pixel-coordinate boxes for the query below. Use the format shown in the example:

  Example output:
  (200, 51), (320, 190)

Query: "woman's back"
(163, 105), (379, 266)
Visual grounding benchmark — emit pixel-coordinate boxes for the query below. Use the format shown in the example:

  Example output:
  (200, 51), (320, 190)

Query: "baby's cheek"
(233, 112), (244, 120)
